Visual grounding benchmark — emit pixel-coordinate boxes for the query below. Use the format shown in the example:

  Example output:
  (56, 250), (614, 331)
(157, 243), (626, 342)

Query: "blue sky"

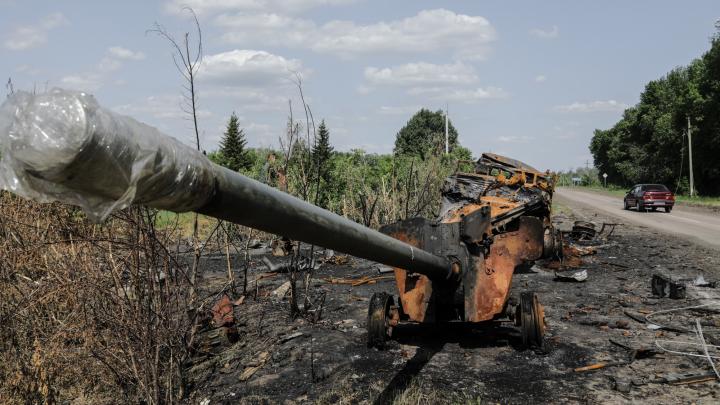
(2, 0), (718, 171)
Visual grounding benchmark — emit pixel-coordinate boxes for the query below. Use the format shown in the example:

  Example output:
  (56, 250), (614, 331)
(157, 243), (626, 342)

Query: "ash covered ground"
(186, 200), (720, 404)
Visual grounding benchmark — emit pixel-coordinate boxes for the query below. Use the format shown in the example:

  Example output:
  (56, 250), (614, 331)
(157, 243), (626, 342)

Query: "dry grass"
(0, 191), (200, 404)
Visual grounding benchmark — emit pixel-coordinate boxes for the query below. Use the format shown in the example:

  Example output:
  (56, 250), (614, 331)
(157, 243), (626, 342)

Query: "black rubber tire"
(665, 206), (672, 213)
(623, 199), (629, 210)
(651, 207), (657, 212)
(636, 201), (644, 213)
(367, 292), (393, 348)
(519, 292), (545, 349)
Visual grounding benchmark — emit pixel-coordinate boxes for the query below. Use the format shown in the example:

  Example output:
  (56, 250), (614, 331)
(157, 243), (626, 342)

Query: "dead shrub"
(0, 191), (197, 404)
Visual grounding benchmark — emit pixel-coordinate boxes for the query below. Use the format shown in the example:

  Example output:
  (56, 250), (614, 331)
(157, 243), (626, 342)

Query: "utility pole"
(688, 116), (695, 197)
(444, 103), (449, 155)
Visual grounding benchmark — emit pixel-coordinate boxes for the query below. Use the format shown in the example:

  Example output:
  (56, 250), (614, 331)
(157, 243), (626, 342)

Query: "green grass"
(567, 185), (720, 207)
(154, 210), (220, 238)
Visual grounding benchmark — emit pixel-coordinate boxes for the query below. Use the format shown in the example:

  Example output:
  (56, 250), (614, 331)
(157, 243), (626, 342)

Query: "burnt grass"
(186, 202), (720, 404)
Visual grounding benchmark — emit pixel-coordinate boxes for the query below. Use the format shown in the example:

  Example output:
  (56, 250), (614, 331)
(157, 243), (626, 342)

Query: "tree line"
(209, 108), (473, 227)
(590, 26), (720, 196)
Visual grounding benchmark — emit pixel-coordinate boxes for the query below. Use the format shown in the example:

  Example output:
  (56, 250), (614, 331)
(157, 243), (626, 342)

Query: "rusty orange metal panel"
(466, 216), (545, 322)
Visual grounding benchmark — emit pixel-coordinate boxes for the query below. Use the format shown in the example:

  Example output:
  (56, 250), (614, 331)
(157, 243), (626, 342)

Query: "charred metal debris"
(370, 153), (561, 349)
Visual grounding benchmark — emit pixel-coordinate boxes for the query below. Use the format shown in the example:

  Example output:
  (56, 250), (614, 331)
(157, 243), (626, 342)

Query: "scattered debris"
(693, 275), (717, 288)
(272, 281), (292, 299)
(571, 221), (597, 240)
(662, 372), (718, 385)
(325, 254), (350, 265)
(211, 295), (235, 327)
(262, 255), (317, 273)
(651, 274), (686, 299)
(279, 332), (304, 344)
(554, 269), (588, 282)
(623, 310), (647, 324)
(322, 275), (394, 286)
(375, 264), (394, 274)
(239, 352), (270, 381)
(574, 360), (627, 372)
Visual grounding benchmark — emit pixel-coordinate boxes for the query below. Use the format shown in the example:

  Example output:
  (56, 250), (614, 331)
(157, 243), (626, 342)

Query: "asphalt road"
(555, 187), (720, 250)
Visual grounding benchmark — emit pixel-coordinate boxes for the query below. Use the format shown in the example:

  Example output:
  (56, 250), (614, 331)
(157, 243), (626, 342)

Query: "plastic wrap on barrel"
(0, 89), (215, 221)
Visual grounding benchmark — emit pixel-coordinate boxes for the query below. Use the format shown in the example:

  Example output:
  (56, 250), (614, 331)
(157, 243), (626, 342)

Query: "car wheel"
(623, 199), (629, 210)
(665, 207), (672, 213)
(636, 201), (644, 213)
(651, 207), (657, 212)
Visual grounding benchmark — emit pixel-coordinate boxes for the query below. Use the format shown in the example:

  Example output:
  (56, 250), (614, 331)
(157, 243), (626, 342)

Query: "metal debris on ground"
(554, 269), (588, 282)
(211, 295), (235, 327)
(571, 220), (597, 240)
(322, 275), (394, 286)
(324, 254), (350, 265)
(651, 274), (687, 299)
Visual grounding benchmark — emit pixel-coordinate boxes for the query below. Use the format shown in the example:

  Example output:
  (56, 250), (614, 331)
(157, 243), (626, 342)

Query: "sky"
(1, 1), (718, 171)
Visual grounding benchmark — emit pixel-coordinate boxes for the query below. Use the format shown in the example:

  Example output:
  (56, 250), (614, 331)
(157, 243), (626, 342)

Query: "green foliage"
(394, 108), (459, 159)
(590, 33), (720, 195)
(557, 167), (601, 187)
(203, 109), (475, 228)
(311, 120), (334, 208)
(219, 112), (253, 172)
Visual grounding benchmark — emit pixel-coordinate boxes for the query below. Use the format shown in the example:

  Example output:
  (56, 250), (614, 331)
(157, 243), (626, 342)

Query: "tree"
(590, 28), (720, 195)
(394, 108), (459, 159)
(219, 112), (252, 171)
(311, 120), (334, 208)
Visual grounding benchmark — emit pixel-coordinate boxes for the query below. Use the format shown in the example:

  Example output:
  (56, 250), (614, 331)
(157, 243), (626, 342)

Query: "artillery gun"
(0, 89), (558, 349)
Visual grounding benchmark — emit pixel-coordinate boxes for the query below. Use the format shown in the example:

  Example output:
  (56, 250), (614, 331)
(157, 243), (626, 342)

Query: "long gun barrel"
(0, 89), (453, 280)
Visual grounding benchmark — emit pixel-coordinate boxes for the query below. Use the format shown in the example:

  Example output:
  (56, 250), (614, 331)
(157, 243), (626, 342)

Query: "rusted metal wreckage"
(374, 153), (558, 348)
(0, 89), (559, 350)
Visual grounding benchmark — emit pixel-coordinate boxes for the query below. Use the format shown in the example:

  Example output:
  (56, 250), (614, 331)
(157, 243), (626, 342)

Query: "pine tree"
(219, 112), (251, 172)
(312, 120), (334, 208)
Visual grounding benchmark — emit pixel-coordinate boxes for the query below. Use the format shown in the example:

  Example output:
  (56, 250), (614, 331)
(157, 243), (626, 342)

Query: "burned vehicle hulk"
(0, 89), (557, 351)
(374, 153), (557, 348)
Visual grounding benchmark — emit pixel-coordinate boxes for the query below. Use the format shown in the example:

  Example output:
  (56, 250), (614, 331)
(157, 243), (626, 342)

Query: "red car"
(623, 184), (675, 212)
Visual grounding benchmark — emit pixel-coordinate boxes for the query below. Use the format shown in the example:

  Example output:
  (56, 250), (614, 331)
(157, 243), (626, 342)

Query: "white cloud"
(378, 105), (422, 115)
(535, 75), (547, 83)
(61, 46), (146, 90)
(365, 62), (478, 87)
(363, 61), (505, 103)
(114, 95), (212, 120)
(530, 25), (559, 39)
(200, 49), (303, 87)
(108, 46), (146, 60)
(98, 46), (145, 72)
(408, 86), (508, 103)
(165, 0), (355, 15)
(216, 13), (316, 47)
(60, 74), (104, 91)
(554, 100), (628, 113)
(4, 12), (69, 50)
(217, 9), (496, 60)
(201, 88), (290, 112)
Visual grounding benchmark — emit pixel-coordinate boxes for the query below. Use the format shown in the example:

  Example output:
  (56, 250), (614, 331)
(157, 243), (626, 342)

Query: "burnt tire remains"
(519, 291), (545, 349)
(367, 292), (393, 348)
